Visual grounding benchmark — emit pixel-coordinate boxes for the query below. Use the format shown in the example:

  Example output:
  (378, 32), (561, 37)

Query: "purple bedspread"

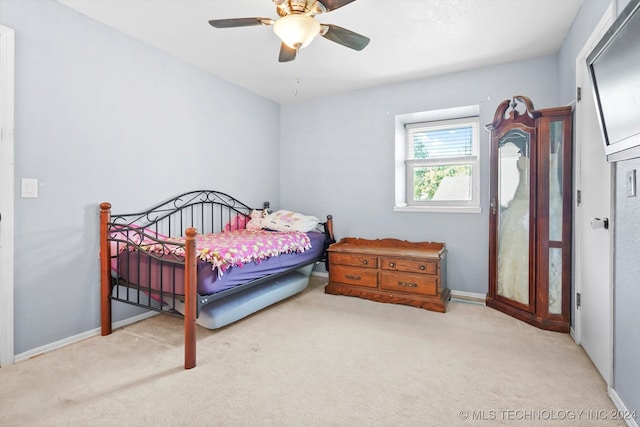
(115, 231), (325, 297)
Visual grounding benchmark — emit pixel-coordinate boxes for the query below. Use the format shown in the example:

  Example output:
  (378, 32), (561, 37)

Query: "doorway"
(0, 24), (15, 367)
(573, 4), (615, 384)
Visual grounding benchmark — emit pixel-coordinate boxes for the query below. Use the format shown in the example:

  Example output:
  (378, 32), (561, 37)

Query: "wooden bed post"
(326, 215), (334, 241)
(99, 203), (112, 336)
(184, 227), (197, 369)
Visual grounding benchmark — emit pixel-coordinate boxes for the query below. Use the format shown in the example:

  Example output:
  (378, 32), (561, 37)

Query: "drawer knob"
(399, 281), (418, 288)
(362, 260), (368, 265)
(389, 262), (395, 268)
(420, 265), (426, 270)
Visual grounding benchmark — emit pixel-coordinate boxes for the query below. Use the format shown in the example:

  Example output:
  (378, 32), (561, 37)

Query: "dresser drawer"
(330, 252), (377, 269)
(380, 272), (437, 296)
(380, 257), (437, 275)
(330, 265), (378, 288)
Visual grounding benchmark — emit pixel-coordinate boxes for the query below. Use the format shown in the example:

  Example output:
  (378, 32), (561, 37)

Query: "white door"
(0, 25), (16, 367)
(573, 4), (615, 384)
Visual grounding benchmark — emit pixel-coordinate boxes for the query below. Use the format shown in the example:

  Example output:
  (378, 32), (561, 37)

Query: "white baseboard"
(14, 311), (158, 364)
(311, 270), (328, 278)
(609, 387), (639, 427)
(450, 289), (486, 305)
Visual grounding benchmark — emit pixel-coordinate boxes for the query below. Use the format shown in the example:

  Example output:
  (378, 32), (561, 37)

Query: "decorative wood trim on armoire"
(486, 96), (572, 332)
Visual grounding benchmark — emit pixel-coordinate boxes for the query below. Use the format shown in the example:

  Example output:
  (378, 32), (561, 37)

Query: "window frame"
(394, 106), (482, 214)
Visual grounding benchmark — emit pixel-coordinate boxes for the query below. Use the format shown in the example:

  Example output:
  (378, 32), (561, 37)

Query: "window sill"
(394, 205), (482, 214)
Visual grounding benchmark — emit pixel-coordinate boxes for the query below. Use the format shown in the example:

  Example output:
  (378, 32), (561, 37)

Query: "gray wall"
(557, 0), (639, 415)
(613, 159), (640, 415)
(280, 56), (561, 294)
(611, 0), (640, 416)
(1, 0), (281, 354)
(557, 0), (611, 104)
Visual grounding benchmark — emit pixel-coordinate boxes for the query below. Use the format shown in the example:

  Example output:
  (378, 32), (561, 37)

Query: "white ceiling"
(58, 0), (585, 104)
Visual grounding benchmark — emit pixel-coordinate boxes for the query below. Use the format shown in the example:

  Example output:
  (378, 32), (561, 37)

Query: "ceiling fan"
(208, 0), (370, 62)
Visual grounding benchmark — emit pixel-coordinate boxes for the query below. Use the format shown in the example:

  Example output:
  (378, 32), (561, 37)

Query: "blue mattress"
(175, 264), (315, 329)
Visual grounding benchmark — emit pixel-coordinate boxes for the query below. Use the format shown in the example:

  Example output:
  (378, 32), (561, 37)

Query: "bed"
(99, 190), (335, 369)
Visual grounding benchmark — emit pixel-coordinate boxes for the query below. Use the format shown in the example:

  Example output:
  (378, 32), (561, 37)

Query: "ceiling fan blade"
(317, 0), (358, 12)
(321, 24), (370, 51)
(279, 43), (297, 62)
(208, 18), (272, 28)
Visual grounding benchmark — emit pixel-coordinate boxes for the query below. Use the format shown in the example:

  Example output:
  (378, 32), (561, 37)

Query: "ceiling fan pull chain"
(294, 62), (301, 97)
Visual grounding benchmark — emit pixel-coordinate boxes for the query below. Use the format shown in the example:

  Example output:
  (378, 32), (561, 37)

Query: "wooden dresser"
(325, 238), (450, 313)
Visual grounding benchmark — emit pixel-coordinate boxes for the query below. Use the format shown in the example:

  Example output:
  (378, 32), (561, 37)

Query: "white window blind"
(404, 117), (480, 208)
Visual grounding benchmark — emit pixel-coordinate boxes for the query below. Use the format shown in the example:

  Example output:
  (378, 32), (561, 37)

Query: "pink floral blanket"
(141, 229), (311, 275)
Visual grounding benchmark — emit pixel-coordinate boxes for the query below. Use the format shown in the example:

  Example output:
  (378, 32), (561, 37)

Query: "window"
(395, 106), (481, 213)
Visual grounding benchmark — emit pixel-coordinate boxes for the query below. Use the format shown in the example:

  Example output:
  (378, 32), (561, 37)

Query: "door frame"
(573, 3), (615, 379)
(0, 24), (15, 367)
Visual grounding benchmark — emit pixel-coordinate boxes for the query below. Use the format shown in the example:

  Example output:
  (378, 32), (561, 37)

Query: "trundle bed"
(99, 190), (334, 369)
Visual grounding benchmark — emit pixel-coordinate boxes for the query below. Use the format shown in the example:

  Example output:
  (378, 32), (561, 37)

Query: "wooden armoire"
(486, 96), (572, 332)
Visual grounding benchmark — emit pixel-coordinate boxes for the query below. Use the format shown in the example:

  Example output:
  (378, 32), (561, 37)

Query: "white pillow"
(263, 209), (320, 233)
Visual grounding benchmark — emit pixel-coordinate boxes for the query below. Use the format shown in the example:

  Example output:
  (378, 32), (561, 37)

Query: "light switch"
(627, 169), (636, 197)
(21, 178), (38, 198)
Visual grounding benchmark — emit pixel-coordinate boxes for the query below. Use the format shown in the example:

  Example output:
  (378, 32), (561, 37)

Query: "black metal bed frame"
(102, 189), (334, 324)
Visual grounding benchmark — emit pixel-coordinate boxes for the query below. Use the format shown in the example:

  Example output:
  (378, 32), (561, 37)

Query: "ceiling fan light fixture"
(273, 14), (320, 49)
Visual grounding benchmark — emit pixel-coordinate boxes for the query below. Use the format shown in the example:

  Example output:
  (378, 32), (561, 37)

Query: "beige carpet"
(0, 277), (623, 427)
